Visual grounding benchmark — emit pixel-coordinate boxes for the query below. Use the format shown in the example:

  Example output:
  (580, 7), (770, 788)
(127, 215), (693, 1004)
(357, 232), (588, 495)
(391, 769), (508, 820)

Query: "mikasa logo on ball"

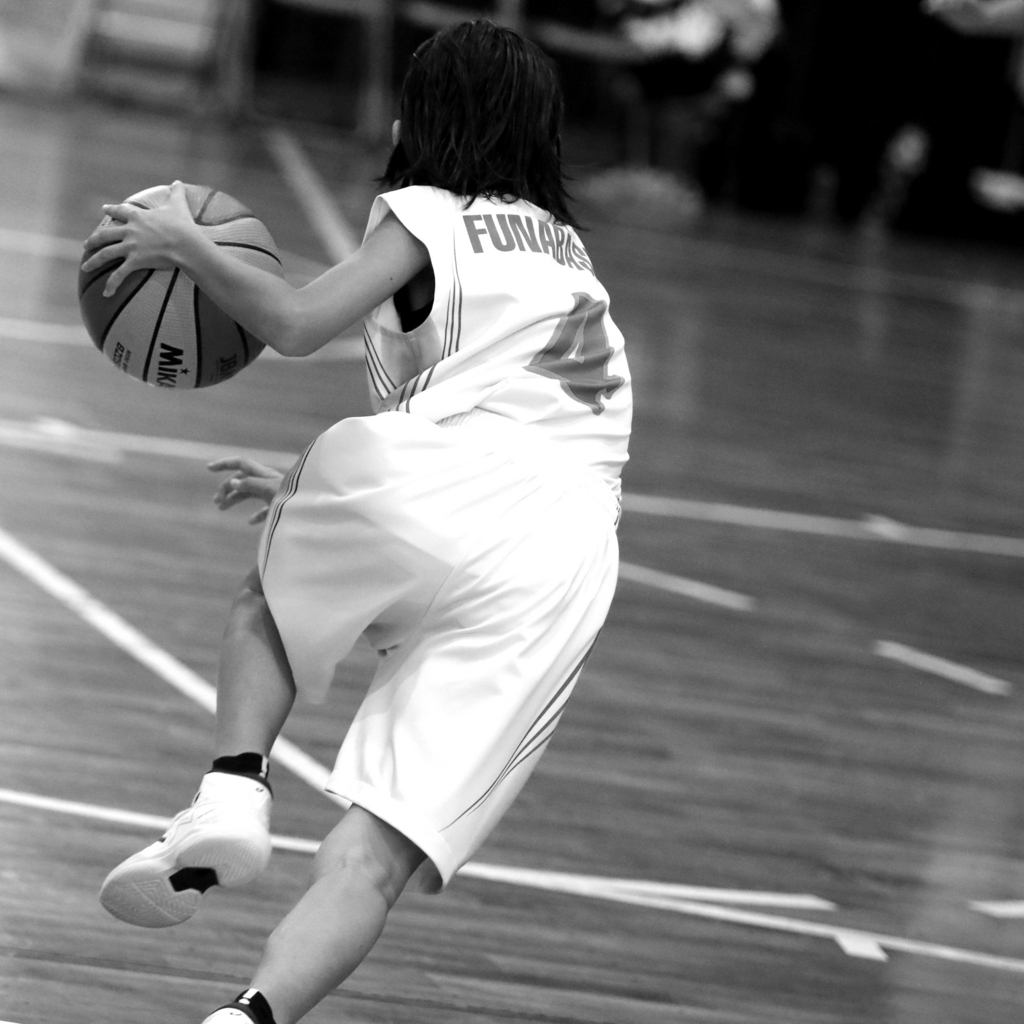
(155, 343), (187, 387)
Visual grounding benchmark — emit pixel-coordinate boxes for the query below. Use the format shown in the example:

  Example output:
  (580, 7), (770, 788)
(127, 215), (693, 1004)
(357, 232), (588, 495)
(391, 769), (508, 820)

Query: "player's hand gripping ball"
(79, 183), (283, 388)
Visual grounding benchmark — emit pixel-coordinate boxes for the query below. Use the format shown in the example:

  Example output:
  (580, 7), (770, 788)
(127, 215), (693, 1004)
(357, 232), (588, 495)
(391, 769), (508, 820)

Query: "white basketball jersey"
(362, 186), (632, 494)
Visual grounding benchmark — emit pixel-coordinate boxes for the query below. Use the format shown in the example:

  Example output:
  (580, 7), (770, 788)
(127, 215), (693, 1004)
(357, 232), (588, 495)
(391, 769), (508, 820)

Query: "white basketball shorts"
(257, 409), (620, 892)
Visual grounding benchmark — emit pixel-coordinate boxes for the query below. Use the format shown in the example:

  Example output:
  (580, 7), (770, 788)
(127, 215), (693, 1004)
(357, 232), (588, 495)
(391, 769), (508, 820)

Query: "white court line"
(3, 416), (1020, 561)
(834, 933), (889, 961)
(0, 420), (744, 610)
(5, 537), (1024, 974)
(617, 561), (753, 611)
(2, 409), (1015, 561)
(264, 128), (360, 263)
(0, 227), (332, 281)
(6, 790), (1024, 975)
(0, 787), (320, 855)
(0, 524), (347, 807)
(972, 901), (1024, 919)
(0, 416), (298, 470)
(456, 860), (833, 910)
(0, 226), (83, 260)
(0, 417), (124, 464)
(0, 787), (832, 909)
(0, 316), (362, 362)
(0, 316), (90, 344)
(623, 494), (1024, 559)
(875, 641), (1013, 697)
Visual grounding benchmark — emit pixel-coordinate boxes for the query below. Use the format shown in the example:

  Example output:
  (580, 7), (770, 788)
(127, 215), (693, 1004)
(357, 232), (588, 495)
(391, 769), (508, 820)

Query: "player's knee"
(228, 566), (267, 618)
(312, 812), (425, 907)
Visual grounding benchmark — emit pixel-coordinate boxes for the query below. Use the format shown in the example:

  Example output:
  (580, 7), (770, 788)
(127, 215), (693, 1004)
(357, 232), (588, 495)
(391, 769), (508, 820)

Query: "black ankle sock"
(225, 989), (276, 1024)
(211, 752), (270, 785)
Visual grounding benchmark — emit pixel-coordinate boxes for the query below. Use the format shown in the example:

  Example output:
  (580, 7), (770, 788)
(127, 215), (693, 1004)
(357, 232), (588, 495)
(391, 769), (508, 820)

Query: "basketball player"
(81, 20), (631, 1024)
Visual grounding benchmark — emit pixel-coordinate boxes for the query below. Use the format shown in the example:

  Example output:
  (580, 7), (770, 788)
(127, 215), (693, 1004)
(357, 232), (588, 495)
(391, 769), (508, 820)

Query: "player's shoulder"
(377, 185), (462, 212)
(367, 186), (464, 249)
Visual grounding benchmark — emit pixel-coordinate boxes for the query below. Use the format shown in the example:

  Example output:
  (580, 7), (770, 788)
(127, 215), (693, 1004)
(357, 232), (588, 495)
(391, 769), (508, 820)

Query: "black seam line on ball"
(199, 211), (258, 227)
(193, 281), (203, 388)
(142, 267), (181, 383)
(236, 321), (251, 365)
(196, 188), (216, 224)
(214, 240), (282, 265)
(99, 268), (155, 353)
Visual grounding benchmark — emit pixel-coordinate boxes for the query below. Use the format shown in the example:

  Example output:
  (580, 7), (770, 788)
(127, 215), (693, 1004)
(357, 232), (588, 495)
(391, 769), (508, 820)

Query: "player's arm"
(924, 0), (1024, 35)
(80, 181), (429, 357)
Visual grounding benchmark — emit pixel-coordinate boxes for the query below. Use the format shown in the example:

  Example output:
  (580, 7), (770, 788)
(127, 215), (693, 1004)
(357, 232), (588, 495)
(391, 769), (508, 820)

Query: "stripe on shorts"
(441, 638), (598, 830)
(259, 440), (315, 576)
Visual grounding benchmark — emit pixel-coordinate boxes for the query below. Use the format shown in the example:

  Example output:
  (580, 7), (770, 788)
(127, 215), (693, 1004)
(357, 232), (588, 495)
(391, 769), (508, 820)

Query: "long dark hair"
(381, 20), (579, 228)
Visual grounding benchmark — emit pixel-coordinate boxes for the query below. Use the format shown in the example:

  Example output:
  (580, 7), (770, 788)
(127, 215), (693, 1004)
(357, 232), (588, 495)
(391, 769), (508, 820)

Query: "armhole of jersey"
(366, 188), (448, 335)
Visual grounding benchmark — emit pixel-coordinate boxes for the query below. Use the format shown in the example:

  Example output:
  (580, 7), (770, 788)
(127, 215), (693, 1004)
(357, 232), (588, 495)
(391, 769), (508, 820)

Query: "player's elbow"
(259, 300), (315, 357)
(267, 326), (323, 358)
(262, 295), (334, 357)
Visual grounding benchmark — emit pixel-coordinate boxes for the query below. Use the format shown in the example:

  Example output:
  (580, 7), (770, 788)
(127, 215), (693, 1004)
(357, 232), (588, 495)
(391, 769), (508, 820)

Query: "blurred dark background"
(246, 0), (1024, 244)
(5, 0), (1024, 245)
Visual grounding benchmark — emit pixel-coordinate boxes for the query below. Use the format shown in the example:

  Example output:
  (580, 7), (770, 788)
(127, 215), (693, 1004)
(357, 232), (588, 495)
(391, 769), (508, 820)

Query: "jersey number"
(527, 293), (625, 415)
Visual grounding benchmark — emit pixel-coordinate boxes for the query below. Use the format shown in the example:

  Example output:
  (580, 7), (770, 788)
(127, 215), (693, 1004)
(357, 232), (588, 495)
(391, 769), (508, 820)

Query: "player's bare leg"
(99, 567), (291, 927)
(215, 565), (296, 758)
(246, 806), (426, 1024)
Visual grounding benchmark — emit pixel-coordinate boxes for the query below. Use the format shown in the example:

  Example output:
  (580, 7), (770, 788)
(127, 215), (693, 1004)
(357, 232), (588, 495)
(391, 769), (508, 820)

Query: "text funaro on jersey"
(463, 214), (593, 272)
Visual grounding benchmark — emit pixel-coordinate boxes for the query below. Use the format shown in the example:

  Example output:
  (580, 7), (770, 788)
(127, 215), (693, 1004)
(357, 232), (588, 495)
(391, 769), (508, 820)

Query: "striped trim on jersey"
(259, 440), (316, 577)
(363, 325), (396, 402)
(441, 637), (598, 831)
(442, 237), (463, 360)
(383, 363), (436, 413)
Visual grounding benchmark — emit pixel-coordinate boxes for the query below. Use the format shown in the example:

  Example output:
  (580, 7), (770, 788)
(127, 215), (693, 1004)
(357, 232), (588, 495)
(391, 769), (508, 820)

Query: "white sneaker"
(99, 772), (272, 928)
(201, 1010), (256, 1024)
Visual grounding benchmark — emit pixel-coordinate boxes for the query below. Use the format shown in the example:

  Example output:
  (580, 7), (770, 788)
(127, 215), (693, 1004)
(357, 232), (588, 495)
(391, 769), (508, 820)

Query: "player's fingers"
(101, 202), (138, 224)
(214, 473), (272, 507)
(216, 470), (246, 494)
(80, 243), (125, 274)
(83, 223), (128, 255)
(231, 476), (279, 501)
(214, 485), (249, 510)
(168, 180), (192, 213)
(217, 492), (250, 511)
(80, 241), (119, 269)
(101, 259), (135, 297)
(207, 456), (247, 473)
(207, 456), (274, 477)
(248, 507), (270, 525)
(80, 248), (116, 275)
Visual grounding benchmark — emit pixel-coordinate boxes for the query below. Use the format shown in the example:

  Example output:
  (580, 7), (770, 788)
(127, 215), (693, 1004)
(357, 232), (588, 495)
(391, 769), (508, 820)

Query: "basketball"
(78, 183), (283, 388)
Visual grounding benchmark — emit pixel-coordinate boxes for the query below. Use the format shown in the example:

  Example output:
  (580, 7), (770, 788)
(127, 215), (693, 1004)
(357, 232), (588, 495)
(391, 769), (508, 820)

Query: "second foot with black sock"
(202, 989), (277, 1024)
(211, 752), (272, 788)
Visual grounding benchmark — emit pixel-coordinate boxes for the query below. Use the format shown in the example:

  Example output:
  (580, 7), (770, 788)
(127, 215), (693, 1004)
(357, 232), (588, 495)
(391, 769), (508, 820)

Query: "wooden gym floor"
(1, 91), (1024, 1024)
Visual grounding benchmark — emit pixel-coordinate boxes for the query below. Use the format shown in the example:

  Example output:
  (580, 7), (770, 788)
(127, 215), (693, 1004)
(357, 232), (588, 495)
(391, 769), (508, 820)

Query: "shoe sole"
(99, 830), (270, 928)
